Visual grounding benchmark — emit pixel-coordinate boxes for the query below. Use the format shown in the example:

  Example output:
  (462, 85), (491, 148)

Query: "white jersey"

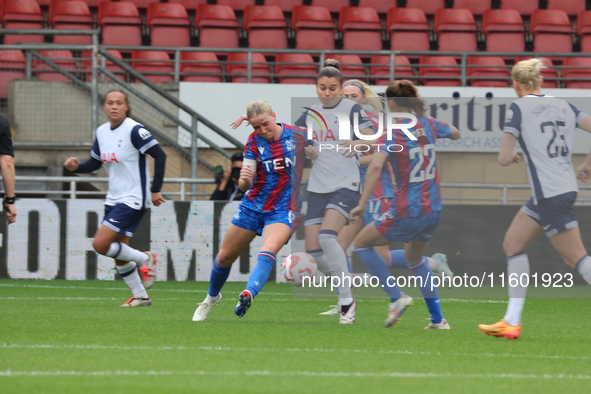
(294, 98), (374, 193)
(91, 117), (159, 210)
(504, 94), (586, 203)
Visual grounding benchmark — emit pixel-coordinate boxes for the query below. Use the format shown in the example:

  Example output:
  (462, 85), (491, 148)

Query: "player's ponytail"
(512, 58), (544, 91)
(317, 59), (343, 86)
(385, 80), (427, 116)
(246, 100), (274, 120)
(104, 89), (132, 117)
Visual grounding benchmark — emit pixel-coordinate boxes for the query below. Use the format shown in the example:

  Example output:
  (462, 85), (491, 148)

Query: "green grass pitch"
(0, 279), (590, 393)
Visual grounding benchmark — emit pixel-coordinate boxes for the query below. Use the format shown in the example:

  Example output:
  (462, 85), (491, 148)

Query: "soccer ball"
(282, 252), (318, 287)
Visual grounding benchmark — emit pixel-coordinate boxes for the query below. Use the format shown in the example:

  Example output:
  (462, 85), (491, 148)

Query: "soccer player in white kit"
(478, 59), (591, 339)
(64, 90), (167, 307)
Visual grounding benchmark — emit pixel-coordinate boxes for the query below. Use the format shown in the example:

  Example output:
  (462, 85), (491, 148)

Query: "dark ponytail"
(385, 80), (427, 116)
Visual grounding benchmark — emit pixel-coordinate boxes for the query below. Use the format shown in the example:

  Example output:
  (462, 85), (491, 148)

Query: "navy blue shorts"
(374, 211), (440, 243)
(102, 203), (146, 237)
(305, 188), (361, 226)
(232, 203), (300, 236)
(521, 191), (578, 237)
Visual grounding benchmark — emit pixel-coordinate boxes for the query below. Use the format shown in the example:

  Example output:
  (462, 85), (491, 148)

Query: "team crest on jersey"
(258, 146), (265, 155)
(285, 140), (293, 151)
(288, 211), (295, 224)
(138, 128), (152, 140)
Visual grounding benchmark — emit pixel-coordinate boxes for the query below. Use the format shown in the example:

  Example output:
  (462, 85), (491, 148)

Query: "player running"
(349, 80), (460, 329)
(478, 59), (591, 339)
(64, 90), (166, 306)
(193, 100), (307, 321)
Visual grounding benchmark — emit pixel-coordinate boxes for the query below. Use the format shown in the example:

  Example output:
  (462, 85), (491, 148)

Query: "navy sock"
(245, 251), (276, 298)
(389, 250), (410, 268)
(355, 247), (400, 301)
(207, 256), (232, 298)
(409, 257), (443, 324)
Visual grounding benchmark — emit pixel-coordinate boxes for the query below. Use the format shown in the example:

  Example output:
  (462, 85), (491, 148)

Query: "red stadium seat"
(310, 0), (349, 13)
(216, 0), (255, 11)
(167, 0), (208, 12)
(419, 55), (461, 86)
(325, 54), (366, 80)
(195, 4), (239, 49)
(405, 0), (445, 15)
(243, 5), (288, 49)
(34, 50), (77, 82)
(131, 51), (174, 83)
(358, 0), (397, 15)
(227, 52), (271, 83)
(3, 0), (45, 45)
(98, 1), (143, 47)
(530, 9), (573, 53)
(467, 56), (510, 87)
(264, 0), (303, 13)
(499, 0), (538, 16)
(577, 11), (591, 52)
(339, 7), (383, 51)
(482, 9), (525, 53)
(0, 50), (26, 98)
(434, 8), (478, 52)
(547, 0), (586, 16)
(147, 3), (191, 48)
(50, 1), (93, 45)
(81, 49), (126, 81)
(453, 0), (490, 15)
(387, 8), (430, 52)
(515, 57), (558, 88)
(275, 53), (318, 84)
(125, 0), (160, 9)
(370, 55), (414, 85)
(562, 57), (591, 88)
(292, 5), (335, 50)
(180, 52), (223, 82)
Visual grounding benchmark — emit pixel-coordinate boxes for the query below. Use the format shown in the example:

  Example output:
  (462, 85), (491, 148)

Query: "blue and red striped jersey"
(242, 123), (307, 212)
(379, 115), (452, 218)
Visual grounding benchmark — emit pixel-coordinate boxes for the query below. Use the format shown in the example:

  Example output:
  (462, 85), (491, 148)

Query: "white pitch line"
(2, 343), (589, 362)
(0, 369), (588, 380)
(0, 297), (183, 301)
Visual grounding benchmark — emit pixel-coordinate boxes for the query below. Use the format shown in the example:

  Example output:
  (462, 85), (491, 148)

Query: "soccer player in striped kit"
(64, 90), (167, 306)
(193, 100), (307, 321)
(478, 59), (591, 339)
(349, 80), (460, 328)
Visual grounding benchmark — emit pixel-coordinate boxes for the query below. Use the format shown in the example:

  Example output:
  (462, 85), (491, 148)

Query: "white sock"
(318, 231), (353, 301)
(576, 255), (591, 285)
(308, 250), (331, 276)
(503, 253), (529, 326)
(116, 262), (148, 299)
(106, 242), (149, 265)
(204, 294), (219, 304)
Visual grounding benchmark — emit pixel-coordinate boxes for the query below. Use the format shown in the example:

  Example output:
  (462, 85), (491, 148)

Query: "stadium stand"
(309, 0), (350, 14)
(515, 56), (558, 88)
(195, 4), (240, 49)
(0, 49), (26, 98)
(125, 0), (160, 9)
(419, 55), (461, 86)
(34, 50), (77, 82)
(434, 8), (478, 52)
(467, 56), (510, 87)
(275, 53), (317, 84)
(167, 0), (208, 12)
(180, 52), (223, 82)
(243, 5), (288, 49)
(499, 0), (539, 16)
(292, 5), (336, 50)
(357, 0), (397, 15)
(98, 1), (143, 47)
(226, 52), (272, 83)
(547, 0), (586, 16)
(50, 1), (94, 45)
(3, 0), (45, 45)
(325, 54), (366, 79)
(81, 49), (126, 81)
(405, 0), (445, 15)
(264, 0), (303, 13)
(146, 3), (191, 48)
(339, 6), (382, 51)
(387, 7), (430, 52)
(577, 10), (591, 52)
(482, 9), (525, 53)
(131, 50), (174, 83)
(370, 54), (415, 85)
(452, 0), (491, 15)
(217, 0), (256, 11)
(562, 57), (591, 88)
(530, 9), (573, 53)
